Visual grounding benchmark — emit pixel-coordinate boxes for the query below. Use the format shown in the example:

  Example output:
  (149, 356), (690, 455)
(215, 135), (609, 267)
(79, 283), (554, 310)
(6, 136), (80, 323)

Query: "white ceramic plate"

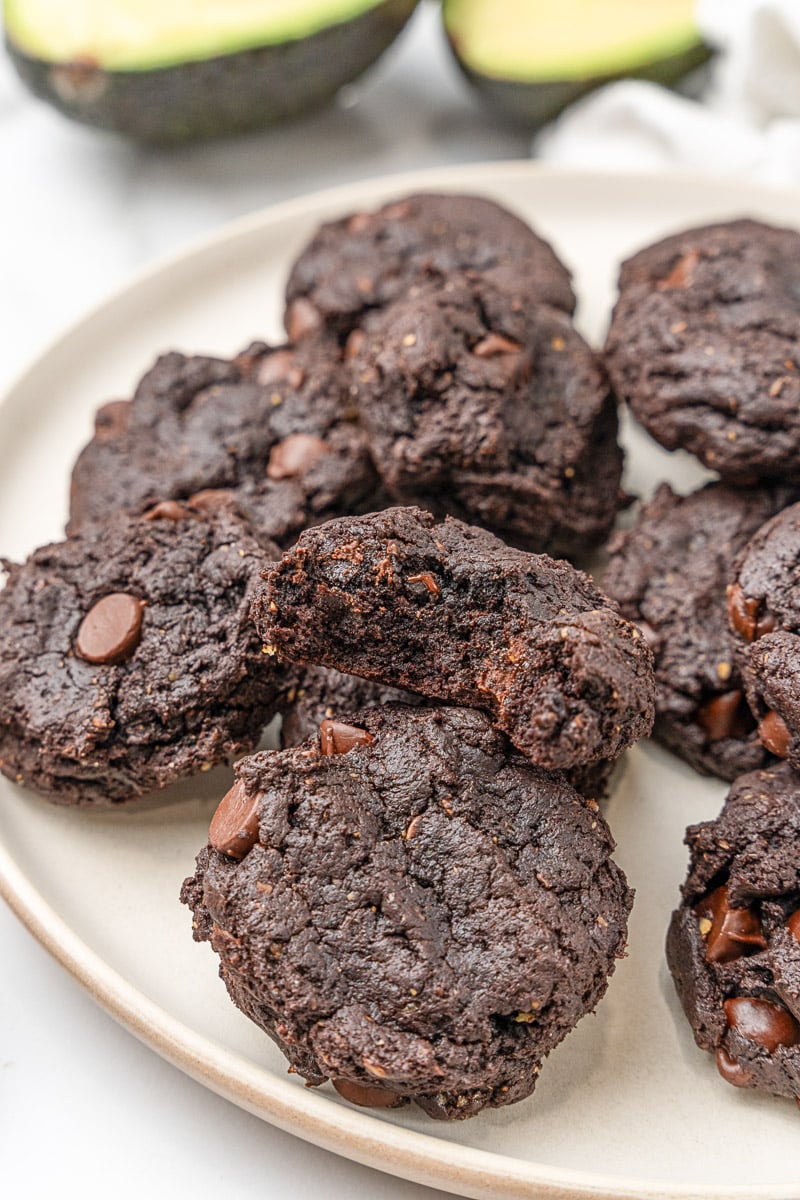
(1, 163), (799, 1200)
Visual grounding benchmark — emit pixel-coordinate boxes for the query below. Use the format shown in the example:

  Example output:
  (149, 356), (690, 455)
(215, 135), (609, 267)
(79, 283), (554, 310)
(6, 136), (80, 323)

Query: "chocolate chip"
(257, 350), (306, 390)
(658, 250), (701, 290)
(636, 621), (662, 654)
(407, 572), (441, 596)
(285, 298), (322, 342)
(267, 434), (330, 480)
(715, 1048), (754, 1088)
(788, 911), (800, 943)
(145, 500), (189, 522)
(758, 710), (791, 758)
(187, 488), (235, 514)
(756, 610), (778, 637)
(332, 1078), (403, 1108)
(727, 583), (760, 642)
(697, 690), (754, 743)
(209, 779), (262, 860)
(319, 720), (374, 756)
(724, 997), (800, 1052)
(695, 885), (767, 963)
(472, 333), (523, 358)
(75, 593), (144, 665)
(93, 400), (130, 442)
(344, 329), (366, 361)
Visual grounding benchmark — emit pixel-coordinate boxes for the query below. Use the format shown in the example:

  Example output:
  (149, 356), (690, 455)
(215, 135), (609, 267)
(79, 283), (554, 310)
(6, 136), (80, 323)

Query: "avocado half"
(444, 0), (711, 129)
(4, 0), (420, 142)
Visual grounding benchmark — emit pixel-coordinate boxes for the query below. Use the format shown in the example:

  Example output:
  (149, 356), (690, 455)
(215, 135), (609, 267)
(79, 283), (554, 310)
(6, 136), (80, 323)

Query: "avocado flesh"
(444, 0), (711, 127)
(4, 0), (419, 142)
(5, 0), (395, 70)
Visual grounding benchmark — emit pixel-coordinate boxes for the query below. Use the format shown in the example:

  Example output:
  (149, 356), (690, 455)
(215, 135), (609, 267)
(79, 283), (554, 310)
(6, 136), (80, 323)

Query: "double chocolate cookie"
(606, 220), (800, 483)
(279, 664), (616, 801)
(0, 499), (283, 805)
(667, 765), (800, 1103)
(69, 335), (377, 547)
(605, 482), (794, 780)
(348, 273), (623, 557)
(728, 501), (800, 769)
(255, 507), (655, 770)
(182, 704), (632, 1118)
(284, 192), (576, 340)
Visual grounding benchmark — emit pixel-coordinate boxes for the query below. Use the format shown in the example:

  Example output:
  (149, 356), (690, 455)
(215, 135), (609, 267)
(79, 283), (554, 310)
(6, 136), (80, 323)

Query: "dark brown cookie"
(348, 273), (623, 557)
(667, 764), (800, 1104)
(727, 501), (800, 769)
(68, 335), (377, 547)
(279, 664), (617, 801)
(605, 482), (795, 780)
(605, 220), (800, 483)
(284, 191), (576, 339)
(254, 507), (655, 770)
(182, 704), (632, 1118)
(0, 500), (284, 805)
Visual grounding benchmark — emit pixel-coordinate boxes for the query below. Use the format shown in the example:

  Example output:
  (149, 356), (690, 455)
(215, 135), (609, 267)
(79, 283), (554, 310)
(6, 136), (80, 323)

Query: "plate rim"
(3, 159), (800, 1200)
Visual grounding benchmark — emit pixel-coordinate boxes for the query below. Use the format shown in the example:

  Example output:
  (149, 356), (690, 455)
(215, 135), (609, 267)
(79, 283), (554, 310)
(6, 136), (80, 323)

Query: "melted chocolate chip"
(187, 489), (235, 514)
(267, 434), (330, 480)
(332, 1078), (404, 1108)
(697, 691), (753, 743)
(344, 329), (366, 361)
(75, 593), (144, 665)
(285, 298), (322, 342)
(787, 910), (800, 943)
(145, 500), (189, 522)
(695, 885), (767, 964)
(758, 710), (792, 758)
(724, 997), (800, 1052)
(472, 333), (523, 358)
(727, 583), (760, 642)
(715, 1047), (754, 1088)
(658, 250), (701, 290)
(209, 779), (262, 860)
(256, 350), (305, 389)
(319, 720), (374, 756)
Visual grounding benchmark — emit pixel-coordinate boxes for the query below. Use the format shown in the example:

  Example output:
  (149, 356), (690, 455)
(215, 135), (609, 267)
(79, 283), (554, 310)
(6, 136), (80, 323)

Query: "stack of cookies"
(603, 220), (800, 1106)
(2, 193), (799, 1119)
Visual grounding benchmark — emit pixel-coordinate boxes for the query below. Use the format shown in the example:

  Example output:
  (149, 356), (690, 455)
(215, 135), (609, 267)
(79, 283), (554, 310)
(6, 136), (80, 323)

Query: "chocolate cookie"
(348, 273), (622, 557)
(68, 335), (377, 547)
(605, 220), (800, 483)
(182, 704), (632, 1118)
(727, 501), (800, 769)
(0, 499), (283, 805)
(667, 764), (800, 1104)
(284, 192), (576, 340)
(254, 507), (655, 770)
(605, 482), (795, 780)
(279, 664), (616, 801)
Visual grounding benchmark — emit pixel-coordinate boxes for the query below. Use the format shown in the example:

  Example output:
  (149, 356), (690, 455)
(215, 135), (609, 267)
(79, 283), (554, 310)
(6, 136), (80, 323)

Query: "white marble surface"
(0, 5), (528, 1198)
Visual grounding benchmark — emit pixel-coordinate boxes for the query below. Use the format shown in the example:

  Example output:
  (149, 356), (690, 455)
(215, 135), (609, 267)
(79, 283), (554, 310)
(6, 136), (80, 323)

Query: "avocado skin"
(5, 0), (419, 143)
(447, 38), (712, 130)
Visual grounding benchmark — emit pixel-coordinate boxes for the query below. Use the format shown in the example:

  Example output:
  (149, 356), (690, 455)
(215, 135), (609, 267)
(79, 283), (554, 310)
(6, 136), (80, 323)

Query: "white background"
(0, 5), (528, 1197)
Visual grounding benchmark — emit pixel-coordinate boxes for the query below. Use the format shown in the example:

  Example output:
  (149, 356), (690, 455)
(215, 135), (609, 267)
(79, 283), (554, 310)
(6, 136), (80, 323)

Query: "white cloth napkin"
(536, 0), (800, 185)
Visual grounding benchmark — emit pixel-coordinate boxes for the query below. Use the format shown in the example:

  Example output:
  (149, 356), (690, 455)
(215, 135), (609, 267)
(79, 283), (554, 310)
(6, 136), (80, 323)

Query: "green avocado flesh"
(444, 0), (706, 82)
(4, 0), (419, 141)
(5, 0), (395, 70)
(444, 0), (710, 129)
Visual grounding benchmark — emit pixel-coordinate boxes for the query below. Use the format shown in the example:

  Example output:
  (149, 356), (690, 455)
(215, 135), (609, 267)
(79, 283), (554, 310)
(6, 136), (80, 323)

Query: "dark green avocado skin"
(448, 39), (713, 129)
(6, 0), (419, 143)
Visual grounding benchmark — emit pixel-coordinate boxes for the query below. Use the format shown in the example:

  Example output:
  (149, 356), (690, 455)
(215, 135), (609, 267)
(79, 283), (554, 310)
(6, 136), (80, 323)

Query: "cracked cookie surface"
(605, 220), (800, 482)
(284, 192), (576, 340)
(182, 704), (632, 1118)
(68, 334), (377, 547)
(254, 506), (655, 770)
(605, 482), (795, 780)
(349, 273), (622, 557)
(667, 764), (800, 1103)
(0, 500), (283, 805)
